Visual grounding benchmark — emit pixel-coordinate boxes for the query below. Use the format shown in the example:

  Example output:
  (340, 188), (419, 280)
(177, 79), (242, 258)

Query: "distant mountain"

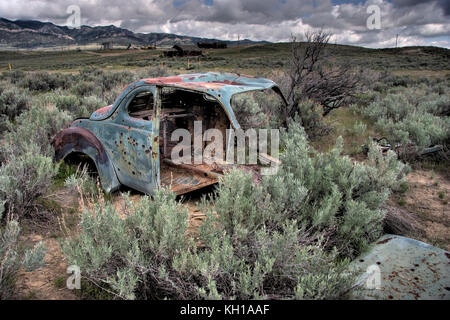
(0, 18), (267, 49)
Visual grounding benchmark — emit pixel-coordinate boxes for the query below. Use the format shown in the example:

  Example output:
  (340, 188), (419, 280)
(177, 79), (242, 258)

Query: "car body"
(52, 72), (285, 195)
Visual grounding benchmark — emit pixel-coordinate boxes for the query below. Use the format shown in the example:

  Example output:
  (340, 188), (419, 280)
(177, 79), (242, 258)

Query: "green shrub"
(78, 68), (104, 82)
(0, 151), (59, 219)
(102, 85), (123, 105)
(136, 66), (168, 79)
(20, 71), (72, 92)
(264, 120), (407, 257)
(231, 92), (269, 129)
(61, 190), (194, 300)
(61, 187), (353, 300)
(0, 87), (31, 124)
(0, 70), (26, 84)
(71, 81), (97, 97)
(35, 92), (105, 118)
(99, 71), (134, 92)
(63, 164), (99, 199)
(81, 96), (107, 115)
(352, 83), (450, 159)
(230, 89), (285, 129)
(0, 207), (47, 299)
(1, 104), (72, 161)
(347, 121), (367, 136)
(36, 91), (80, 112)
(296, 100), (331, 139)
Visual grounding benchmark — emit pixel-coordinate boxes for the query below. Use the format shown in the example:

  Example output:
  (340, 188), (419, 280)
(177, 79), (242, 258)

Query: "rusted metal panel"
(350, 234), (450, 300)
(89, 72), (280, 128)
(51, 126), (120, 192)
(143, 72), (278, 129)
(160, 163), (217, 195)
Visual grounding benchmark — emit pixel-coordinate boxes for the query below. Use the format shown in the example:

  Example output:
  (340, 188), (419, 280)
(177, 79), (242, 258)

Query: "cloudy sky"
(1, 0), (449, 48)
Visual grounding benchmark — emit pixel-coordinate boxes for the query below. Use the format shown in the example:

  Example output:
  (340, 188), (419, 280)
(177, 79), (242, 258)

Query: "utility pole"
(395, 34), (399, 48)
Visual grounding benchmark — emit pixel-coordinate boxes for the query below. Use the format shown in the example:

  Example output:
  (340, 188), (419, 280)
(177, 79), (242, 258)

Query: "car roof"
(90, 72), (281, 128)
(142, 72), (277, 93)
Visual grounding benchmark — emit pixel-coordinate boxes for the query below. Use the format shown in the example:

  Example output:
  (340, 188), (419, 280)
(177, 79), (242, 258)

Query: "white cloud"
(0, 0), (448, 48)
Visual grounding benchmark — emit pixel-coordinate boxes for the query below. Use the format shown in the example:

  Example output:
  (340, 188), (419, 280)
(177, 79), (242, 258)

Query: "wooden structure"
(101, 41), (113, 50)
(164, 44), (202, 57)
(197, 42), (227, 49)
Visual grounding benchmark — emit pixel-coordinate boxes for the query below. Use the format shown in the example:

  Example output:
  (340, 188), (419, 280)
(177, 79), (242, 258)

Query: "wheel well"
(63, 152), (99, 178)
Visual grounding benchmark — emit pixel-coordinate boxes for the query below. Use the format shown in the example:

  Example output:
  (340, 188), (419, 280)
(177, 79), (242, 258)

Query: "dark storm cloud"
(0, 0), (448, 48)
(394, 0), (450, 15)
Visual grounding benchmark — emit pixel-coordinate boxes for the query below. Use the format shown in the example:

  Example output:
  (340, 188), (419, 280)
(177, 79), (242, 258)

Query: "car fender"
(51, 126), (120, 193)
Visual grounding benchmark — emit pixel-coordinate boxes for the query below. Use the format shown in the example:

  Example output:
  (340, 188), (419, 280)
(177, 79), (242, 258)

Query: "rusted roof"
(173, 44), (201, 52)
(142, 72), (276, 92)
(91, 72), (280, 128)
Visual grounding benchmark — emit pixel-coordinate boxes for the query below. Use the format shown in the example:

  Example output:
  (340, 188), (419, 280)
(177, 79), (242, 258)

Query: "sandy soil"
(16, 235), (78, 300)
(390, 169), (450, 251)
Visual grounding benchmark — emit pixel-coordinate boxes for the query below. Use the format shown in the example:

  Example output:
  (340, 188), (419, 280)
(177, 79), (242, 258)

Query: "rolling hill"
(0, 18), (265, 49)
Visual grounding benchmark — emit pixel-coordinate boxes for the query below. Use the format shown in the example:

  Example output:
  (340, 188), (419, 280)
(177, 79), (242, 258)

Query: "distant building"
(101, 41), (113, 50)
(197, 42), (227, 49)
(164, 44), (202, 57)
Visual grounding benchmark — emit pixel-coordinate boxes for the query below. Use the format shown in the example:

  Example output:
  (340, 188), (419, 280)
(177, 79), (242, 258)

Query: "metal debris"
(350, 234), (450, 300)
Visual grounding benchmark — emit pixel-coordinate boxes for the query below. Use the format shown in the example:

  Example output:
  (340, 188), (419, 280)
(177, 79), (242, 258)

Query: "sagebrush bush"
(296, 100), (331, 139)
(98, 71), (134, 92)
(0, 206), (47, 299)
(136, 66), (168, 79)
(0, 151), (59, 219)
(20, 71), (72, 92)
(61, 187), (354, 300)
(71, 81), (97, 97)
(264, 120), (407, 256)
(36, 92), (108, 118)
(0, 104), (72, 161)
(0, 87), (31, 129)
(36, 91), (81, 114)
(353, 83), (450, 159)
(231, 93), (269, 129)
(102, 85), (123, 105)
(0, 70), (25, 84)
(81, 96), (107, 115)
(0, 104), (68, 219)
(230, 90), (285, 129)
(347, 121), (367, 136)
(64, 164), (99, 199)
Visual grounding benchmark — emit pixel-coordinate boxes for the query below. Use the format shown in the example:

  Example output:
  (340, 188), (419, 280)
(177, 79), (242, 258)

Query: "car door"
(105, 84), (161, 194)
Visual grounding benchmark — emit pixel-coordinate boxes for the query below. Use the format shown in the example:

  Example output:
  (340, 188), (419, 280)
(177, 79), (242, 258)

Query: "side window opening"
(159, 88), (230, 160)
(128, 90), (154, 121)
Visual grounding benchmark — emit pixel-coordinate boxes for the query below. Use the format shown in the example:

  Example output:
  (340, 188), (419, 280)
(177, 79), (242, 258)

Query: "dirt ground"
(391, 169), (450, 251)
(16, 235), (78, 300)
(15, 169), (449, 299)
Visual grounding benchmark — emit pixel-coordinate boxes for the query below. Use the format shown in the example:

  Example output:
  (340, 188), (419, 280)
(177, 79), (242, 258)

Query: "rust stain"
(377, 237), (394, 245)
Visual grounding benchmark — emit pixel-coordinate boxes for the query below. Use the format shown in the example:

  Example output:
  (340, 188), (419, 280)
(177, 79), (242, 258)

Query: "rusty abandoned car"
(52, 72), (286, 195)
